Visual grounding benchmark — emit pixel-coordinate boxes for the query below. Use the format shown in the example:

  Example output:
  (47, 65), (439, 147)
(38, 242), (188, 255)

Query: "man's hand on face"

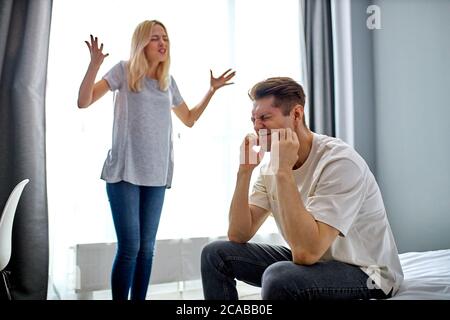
(239, 133), (265, 172)
(270, 128), (299, 172)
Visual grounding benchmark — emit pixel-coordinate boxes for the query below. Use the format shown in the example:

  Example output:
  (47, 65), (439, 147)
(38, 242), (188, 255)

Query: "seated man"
(201, 77), (403, 300)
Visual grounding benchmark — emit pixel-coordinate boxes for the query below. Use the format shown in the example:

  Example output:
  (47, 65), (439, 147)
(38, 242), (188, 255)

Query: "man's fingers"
(247, 134), (258, 148)
(270, 129), (279, 144)
(286, 128), (292, 141)
(240, 134), (260, 165)
(274, 129), (285, 141)
(291, 129), (298, 143)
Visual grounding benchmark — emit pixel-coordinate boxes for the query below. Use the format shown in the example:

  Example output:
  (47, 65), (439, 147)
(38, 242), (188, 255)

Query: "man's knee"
(261, 261), (308, 300)
(201, 240), (231, 271)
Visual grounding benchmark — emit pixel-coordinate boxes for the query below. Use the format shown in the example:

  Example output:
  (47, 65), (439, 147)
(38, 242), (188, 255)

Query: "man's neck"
(293, 128), (313, 170)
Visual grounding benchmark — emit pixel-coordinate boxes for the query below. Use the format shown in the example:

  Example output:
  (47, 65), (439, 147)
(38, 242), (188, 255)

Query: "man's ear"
(292, 105), (304, 126)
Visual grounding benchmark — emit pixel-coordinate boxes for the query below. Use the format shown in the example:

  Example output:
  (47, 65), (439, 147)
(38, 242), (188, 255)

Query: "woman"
(77, 20), (235, 300)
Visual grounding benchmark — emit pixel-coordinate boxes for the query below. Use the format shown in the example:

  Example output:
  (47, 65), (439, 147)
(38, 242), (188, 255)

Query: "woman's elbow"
(185, 119), (195, 128)
(77, 99), (90, 109)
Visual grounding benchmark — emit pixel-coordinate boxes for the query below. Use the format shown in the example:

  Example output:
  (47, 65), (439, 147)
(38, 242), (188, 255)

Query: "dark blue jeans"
(201, 240), (390, 300)
(106, 181), (166, 300)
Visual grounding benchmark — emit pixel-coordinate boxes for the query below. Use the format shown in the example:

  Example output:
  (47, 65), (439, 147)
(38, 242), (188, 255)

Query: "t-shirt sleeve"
(305, 159), (366, 237)
(169, 76), (184, 108)
(248, 168), (271, 211)
(102, 61), (124, 91)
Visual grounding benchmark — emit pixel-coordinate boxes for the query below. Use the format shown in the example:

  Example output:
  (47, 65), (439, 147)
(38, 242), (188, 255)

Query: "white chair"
(0, 179), (29, 300)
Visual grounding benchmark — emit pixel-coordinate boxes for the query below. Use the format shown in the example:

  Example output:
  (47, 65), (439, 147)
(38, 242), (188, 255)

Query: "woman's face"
(144, 24), (169, 64)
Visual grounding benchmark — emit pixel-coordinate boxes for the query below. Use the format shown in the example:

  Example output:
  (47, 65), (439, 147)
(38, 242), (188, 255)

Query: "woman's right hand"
(85, 35), (109, 68)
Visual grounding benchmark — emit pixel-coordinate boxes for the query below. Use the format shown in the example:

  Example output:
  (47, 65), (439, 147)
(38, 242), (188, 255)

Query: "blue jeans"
(201, 240), (390, 300)
(106, 181), (166, 300)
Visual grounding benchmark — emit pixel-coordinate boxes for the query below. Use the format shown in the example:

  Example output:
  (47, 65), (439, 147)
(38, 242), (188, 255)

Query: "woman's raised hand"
(85, 35), (109, 68)
(210, 69), (236, 92)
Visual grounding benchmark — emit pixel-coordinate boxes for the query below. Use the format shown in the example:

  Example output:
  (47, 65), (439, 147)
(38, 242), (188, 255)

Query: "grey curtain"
(0, 0), (52, 299)
(304, 0), (336, 136)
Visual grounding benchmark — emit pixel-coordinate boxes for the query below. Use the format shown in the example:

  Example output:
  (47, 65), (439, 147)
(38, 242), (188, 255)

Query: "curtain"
(304, 0), (336, 136)
(0, 0), (52, 299)
(330, 0), (355, 146)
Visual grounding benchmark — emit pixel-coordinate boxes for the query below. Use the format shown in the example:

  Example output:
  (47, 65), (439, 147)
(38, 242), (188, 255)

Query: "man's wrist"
(238, 166), (254, 176)
(275, 167), (293, 178)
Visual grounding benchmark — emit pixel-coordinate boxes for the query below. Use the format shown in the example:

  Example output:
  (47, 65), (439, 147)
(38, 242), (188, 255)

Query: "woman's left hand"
(210, 69), (236, 91)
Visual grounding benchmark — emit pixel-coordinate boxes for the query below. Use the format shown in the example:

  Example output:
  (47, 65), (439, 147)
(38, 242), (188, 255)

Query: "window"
(46, 0), (303, 296)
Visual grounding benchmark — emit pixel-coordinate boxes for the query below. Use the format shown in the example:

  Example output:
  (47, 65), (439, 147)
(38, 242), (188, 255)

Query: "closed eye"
(151, 36), (169, 41)
(251, 114), (271, 123)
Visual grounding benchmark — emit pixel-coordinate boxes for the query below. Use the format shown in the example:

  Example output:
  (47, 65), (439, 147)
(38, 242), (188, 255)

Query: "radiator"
(75, 237), (216, 293)
(75, 234), (285, 294)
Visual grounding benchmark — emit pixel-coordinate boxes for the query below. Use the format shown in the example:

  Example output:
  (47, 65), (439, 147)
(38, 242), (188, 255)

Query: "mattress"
(390, 249), (450, 300)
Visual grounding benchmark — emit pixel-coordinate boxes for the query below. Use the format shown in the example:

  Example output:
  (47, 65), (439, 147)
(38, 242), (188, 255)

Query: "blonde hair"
(127, 20), (170, 92)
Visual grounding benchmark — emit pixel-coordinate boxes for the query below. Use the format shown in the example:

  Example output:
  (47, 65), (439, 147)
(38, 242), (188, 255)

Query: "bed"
(246, 234), (450, 300)
(390, 249), (450, 299)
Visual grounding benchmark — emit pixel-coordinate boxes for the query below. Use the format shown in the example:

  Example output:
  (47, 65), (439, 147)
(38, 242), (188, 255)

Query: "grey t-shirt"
(101, 61), (184, 188)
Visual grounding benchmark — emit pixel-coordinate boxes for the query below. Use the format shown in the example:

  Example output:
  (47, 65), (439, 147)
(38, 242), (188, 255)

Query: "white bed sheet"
(390, 249), (450, 300)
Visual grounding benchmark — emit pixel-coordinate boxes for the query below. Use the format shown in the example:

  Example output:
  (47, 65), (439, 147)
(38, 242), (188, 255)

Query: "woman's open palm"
(210, 69), (236, 91)
(85, 35), (109, 67)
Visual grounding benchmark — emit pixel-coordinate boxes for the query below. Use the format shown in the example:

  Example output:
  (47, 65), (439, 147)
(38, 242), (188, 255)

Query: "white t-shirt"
(249, 132), (404, 295)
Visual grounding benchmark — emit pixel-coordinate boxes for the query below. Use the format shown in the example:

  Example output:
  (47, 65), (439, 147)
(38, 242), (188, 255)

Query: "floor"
(49, 279), (261, 300)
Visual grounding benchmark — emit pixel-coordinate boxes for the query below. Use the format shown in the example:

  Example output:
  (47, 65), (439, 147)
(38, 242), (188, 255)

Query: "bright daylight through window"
(46, 0), (303, 295)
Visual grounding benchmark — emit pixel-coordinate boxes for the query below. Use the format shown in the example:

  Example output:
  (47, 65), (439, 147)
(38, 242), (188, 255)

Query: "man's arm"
(275, 170), (339, 264)
(228, 134), (269, 243)
(228, 168), (270, 243)
(273, 128), (339, 265)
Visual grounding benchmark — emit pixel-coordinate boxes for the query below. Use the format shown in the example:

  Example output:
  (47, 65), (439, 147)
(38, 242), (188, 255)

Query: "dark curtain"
(304, 0), (336, 136)
(0, 0), (52, 299)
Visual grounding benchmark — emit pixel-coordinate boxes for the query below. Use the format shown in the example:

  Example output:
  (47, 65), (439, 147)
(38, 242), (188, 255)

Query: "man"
(201, 77), (403, 300)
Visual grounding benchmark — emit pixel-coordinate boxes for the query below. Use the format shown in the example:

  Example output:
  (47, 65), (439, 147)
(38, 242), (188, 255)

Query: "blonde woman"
(77, 20), (235, 300)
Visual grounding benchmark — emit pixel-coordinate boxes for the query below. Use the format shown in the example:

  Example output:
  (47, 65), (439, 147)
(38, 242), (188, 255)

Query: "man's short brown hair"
(249, 77), (306, 126)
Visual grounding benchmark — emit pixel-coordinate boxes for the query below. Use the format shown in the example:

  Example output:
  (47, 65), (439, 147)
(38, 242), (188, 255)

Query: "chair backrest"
(0, 179), (30, 271)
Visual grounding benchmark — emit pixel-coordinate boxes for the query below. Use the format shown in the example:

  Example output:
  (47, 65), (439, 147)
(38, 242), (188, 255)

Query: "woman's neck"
(146, 62), (159, 79)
